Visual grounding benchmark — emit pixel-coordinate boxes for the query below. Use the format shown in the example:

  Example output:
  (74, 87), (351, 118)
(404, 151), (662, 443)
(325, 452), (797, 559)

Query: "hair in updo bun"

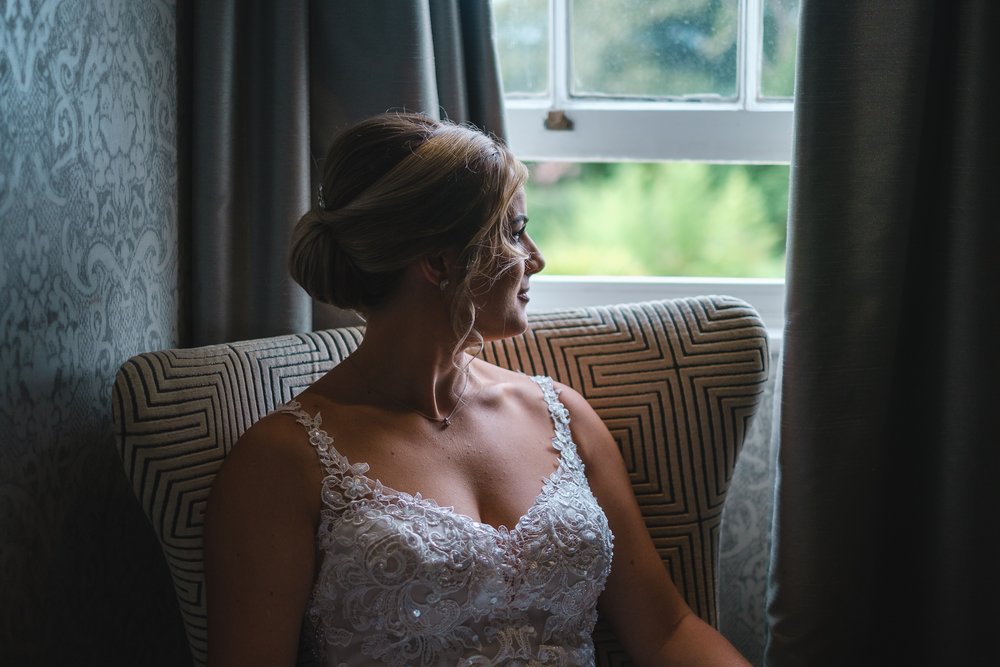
(289, 112), (528, 345)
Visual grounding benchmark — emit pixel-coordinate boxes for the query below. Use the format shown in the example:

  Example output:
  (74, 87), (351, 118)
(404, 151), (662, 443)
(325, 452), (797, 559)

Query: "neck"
(348, 310), (473, 420)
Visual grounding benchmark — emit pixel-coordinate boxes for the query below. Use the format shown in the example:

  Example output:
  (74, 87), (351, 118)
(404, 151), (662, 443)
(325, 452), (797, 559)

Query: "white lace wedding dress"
(277, 376), (615, 666)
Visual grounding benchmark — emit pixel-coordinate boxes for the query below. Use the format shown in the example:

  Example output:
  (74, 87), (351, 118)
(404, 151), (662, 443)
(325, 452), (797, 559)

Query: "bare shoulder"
(548, 379), (595, 417)
(223, 408), (319, 477)
(469, 359), (546, 405)
(469, 361), (617, 459)
(208, 407), (324, 525)
(549, 380), (622, 467)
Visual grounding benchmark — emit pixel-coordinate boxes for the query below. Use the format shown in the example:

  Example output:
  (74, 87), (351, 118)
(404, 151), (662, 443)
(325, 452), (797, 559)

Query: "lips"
(517, 286), (530, 302)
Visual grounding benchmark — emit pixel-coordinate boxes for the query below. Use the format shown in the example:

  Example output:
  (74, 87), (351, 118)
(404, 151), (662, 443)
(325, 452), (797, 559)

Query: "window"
(495, 0), (799, 162)
(494, 0), (800, 331)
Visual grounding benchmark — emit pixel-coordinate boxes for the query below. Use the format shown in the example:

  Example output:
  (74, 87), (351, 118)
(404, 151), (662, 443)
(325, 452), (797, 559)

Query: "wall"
(0, 1), (188, 663)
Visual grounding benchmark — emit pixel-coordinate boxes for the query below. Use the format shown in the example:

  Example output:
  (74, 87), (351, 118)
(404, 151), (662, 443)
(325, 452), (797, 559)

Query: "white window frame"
(504, 0), (794, 163)
(503, 0), (792, 333)
(506, 104), (792, 163)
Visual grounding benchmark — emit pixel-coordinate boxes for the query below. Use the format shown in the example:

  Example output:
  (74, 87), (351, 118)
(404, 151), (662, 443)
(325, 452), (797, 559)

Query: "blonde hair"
(289, 113), (529, 348)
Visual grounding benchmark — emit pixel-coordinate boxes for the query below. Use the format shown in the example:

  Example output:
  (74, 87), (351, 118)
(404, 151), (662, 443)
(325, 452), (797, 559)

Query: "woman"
(205, 113), (748, 666)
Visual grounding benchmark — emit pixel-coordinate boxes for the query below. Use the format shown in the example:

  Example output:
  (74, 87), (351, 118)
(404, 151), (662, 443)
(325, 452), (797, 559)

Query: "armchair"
(113, 297), (768, 666)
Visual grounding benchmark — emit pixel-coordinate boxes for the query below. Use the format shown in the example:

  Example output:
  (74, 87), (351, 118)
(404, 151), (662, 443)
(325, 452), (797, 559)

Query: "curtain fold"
(767, 2), (1000, 665)
(183, 0), (312, 346)
(430, 0), (507, 134)
(181, 0), (506, 342)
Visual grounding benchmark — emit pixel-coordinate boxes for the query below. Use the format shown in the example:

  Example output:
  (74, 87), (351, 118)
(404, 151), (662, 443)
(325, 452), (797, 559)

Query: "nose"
(525, 235), (545, 275)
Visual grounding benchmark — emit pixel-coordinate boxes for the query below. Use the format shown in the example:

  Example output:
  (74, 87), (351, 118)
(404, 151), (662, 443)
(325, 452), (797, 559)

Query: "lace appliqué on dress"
(277, 375), (614, 667)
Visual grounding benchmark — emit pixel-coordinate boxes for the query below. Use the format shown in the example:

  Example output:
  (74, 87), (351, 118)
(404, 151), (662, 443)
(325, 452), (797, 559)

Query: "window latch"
(544, 110), (574, 131)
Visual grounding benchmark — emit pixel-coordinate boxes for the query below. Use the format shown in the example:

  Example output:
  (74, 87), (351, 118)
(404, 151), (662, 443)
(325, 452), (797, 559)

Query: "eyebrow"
(512, 214), (529, 227)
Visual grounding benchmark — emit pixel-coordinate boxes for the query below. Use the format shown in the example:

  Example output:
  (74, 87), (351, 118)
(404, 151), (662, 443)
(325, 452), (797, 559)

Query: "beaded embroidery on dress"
(277, 375), (614, 667)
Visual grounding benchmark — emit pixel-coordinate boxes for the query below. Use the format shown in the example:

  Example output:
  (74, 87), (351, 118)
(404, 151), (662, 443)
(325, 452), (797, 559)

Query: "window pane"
(571, 0), (739, 99)
(525, 162), (787, 278)
(494, 0), (549, 96)
(760, 0), (800, 98)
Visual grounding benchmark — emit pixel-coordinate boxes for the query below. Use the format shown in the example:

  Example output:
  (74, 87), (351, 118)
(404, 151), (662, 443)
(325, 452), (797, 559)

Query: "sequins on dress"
(277, 376), (614, 666)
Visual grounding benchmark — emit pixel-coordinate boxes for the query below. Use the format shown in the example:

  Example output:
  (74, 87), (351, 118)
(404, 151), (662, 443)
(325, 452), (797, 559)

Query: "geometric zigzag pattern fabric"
(112, 297), (768, 667)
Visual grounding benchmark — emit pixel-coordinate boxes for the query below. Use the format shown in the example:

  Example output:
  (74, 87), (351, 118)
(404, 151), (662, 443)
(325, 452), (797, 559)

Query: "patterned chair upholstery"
(113, 297), (768, 666)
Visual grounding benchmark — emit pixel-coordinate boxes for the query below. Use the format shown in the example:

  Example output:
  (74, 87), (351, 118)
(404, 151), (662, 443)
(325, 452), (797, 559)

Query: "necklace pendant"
(441, 417), (452, 428)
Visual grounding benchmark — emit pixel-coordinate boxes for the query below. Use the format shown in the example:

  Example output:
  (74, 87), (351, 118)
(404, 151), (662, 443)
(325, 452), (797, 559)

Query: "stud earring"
(439, 279), (449, 290)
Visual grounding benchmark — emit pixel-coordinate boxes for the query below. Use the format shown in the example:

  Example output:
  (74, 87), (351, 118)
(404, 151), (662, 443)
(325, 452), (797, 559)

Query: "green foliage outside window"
(762, 0), (800, 98)
(524, 163), (788, 278)
(572, 0), (739, 99)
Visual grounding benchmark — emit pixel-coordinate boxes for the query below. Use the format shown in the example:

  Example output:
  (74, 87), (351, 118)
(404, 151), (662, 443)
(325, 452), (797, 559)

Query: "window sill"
(505, 105), (794, 163)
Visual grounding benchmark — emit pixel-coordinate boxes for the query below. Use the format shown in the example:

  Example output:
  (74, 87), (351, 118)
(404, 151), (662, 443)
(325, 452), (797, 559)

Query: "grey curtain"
(307, 0), (505, 329)
(180, 0), (505, 344)
(767, 2), (1000, 665)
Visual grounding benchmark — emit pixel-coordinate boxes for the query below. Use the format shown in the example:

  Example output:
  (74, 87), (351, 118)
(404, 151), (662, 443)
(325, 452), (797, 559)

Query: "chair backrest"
(113, 297), (768, 666)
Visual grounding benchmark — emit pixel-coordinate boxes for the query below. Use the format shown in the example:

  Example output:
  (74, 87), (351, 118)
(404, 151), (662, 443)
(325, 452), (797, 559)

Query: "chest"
(322, 403), (563, 529)
(314, 455), (614, 620)
(285, 382), (616, 665)
(307, 465), (614, 666)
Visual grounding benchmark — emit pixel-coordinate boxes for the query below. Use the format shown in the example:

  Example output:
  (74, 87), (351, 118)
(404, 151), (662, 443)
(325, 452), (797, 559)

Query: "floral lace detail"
(277, 376), (614, 666)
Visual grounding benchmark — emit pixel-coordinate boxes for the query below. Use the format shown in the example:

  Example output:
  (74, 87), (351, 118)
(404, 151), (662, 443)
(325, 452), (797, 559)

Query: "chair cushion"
(113, 297), (767, 666)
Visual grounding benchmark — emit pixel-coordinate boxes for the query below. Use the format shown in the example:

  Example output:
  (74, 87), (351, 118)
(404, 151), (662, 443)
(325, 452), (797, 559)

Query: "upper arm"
(557, 382), (749, 666)
(555, 382), (693, 662)
(204, 415), (322, 667)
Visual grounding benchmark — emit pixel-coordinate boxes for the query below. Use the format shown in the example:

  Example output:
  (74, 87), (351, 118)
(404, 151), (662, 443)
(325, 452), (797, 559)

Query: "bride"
(205, 112), (748, 667)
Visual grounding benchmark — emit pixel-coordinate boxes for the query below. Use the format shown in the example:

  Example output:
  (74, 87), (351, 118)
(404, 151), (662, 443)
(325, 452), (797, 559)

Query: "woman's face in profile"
(472, 188), (545, 341)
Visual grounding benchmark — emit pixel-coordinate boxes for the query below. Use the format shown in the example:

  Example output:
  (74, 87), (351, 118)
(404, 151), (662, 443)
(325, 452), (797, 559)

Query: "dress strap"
(274, 401), (379, 514)
(528, 376), (576, 453)
(274, 401), (352, 476)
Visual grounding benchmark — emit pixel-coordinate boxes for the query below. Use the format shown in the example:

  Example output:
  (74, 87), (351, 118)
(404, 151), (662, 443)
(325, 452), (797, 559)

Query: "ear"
(417, 248), (460, 288)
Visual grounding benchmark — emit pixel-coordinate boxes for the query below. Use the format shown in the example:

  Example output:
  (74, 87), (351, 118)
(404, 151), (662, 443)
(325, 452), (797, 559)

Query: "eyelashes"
(510, 215), (529, 243)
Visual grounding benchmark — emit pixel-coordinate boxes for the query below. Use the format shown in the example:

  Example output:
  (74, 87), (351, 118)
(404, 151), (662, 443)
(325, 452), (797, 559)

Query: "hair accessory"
(439, 279), (449, 291)
(317, 184), (328, 210)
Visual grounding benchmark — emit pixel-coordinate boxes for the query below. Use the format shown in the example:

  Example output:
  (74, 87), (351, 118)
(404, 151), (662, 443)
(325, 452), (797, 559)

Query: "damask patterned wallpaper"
(0, 1), (188, 663)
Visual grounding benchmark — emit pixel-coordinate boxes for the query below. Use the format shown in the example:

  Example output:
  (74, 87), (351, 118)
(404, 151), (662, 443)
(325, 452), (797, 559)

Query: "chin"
(507, 318), (529, 338)
(510, 314), (531, 338)
(477, 315), (529, 343)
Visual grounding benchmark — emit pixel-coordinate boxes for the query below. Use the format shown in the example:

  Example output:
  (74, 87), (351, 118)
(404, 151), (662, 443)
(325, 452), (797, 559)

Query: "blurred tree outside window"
(494, 0), (800, 279)
(761, 0), (799, 98)
(524, 162), (788, 278)
(494, 0), (550, 96)
(572, 0), (740, 99)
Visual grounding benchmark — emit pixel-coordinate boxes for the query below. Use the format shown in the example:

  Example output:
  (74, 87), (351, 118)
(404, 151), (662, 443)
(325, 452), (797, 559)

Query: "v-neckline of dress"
(283, 377), (573, 536)
(348, 444), (570, 537)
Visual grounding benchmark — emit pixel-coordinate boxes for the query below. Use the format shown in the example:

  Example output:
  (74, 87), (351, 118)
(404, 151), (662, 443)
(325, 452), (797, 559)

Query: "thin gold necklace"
(344, 355), (472, 429)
